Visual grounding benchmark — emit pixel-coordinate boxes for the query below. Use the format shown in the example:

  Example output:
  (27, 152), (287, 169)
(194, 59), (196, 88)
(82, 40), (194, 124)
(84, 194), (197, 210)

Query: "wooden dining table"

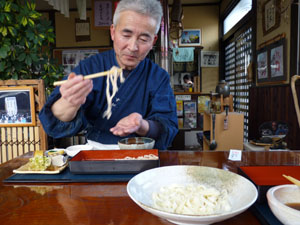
(0, 150), (300, 225)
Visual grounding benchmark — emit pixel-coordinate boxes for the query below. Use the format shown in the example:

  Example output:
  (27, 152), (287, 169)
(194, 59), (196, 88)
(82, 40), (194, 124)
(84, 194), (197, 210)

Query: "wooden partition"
(249, 84), (300, 150)
(203, 112), (244, 151)
(0, 80), (47, 163)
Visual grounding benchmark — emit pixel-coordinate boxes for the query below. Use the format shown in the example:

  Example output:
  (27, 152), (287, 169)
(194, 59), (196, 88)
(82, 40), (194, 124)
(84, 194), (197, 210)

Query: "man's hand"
(51, 73), (93, 122)
(110, 113), (149, 137)
(60, 73), (93, 107)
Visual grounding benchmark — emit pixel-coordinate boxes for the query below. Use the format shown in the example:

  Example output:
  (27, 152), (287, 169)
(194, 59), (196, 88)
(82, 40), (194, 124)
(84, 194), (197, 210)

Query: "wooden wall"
(248, 83), (300, 150)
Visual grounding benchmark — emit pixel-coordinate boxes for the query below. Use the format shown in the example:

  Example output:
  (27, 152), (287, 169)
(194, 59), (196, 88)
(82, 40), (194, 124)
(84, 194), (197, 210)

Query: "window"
(223, 0), (252, 35)
(222, 0), (254, 142)
(224, 27), (252, 141)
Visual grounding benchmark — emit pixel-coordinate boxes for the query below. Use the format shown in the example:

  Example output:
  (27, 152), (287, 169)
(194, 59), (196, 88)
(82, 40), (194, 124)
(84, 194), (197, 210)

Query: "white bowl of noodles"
(127, 165), (258, 225)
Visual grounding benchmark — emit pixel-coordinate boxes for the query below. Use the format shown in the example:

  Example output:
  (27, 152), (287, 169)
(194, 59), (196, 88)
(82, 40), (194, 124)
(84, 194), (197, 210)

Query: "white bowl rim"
(267, 184), (300, 214)
(127, 165), (258, 219)
(118, 137), (155, 143)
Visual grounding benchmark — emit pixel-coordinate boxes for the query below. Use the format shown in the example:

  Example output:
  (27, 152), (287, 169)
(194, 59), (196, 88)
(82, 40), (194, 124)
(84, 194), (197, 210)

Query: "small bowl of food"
(267, 184), (300, 225)
(118, 137), (155, 150)
(127, 165), (258, 225)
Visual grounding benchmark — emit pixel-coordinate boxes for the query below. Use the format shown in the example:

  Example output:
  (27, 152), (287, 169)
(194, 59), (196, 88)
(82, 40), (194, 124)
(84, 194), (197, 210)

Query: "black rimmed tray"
(68, 149), (159, 174)
(4, 167), (135, 183)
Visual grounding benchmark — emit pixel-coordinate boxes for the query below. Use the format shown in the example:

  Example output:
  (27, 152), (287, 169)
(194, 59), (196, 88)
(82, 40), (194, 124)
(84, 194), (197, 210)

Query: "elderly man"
(39, 0), (178, 150)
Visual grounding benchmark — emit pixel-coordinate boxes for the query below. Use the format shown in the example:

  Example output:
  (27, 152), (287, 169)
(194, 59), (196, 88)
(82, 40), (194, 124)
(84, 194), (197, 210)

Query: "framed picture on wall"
(269, 38), (286, 82)
(92, 0), (114, 29)
(0, 86), (36, 127)
(256, 38), (287, 85)
(179, 29), (202, 47)
(256, 48), (269, 83)
(75, 18), (91, 42)
(262, 0), (281, 36)
(201, 51), (219, 67)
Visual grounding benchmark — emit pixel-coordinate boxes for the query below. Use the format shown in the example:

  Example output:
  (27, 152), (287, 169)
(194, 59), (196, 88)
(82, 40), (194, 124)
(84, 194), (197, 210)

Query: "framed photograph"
(269, 38), (286, 82)
(256, 48), (269, 83)
(92, 0), (114, 29)
(0, 86), (36, 127)
(179, 29), (202, 47)
(256, 38), (287, 85)
(183, 101), (197, 129)
(201, 51), (219, 67)
(262, 0), (281, 36)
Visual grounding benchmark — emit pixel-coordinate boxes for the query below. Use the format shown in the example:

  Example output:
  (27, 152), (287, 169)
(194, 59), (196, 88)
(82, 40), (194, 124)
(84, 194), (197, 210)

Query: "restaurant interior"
(0, 0), (300, 157)
(1, 0), (300, 158)
(0, 1), (300, 225)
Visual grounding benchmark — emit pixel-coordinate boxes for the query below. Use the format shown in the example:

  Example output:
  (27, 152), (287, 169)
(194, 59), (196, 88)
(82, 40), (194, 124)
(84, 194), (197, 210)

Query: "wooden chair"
(0, 80), (47, 164)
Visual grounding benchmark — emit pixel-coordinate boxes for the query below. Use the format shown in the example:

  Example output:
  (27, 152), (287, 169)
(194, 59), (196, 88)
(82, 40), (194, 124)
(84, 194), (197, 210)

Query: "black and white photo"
(0, 86), (36, 127)
(201, 51), (219, 67)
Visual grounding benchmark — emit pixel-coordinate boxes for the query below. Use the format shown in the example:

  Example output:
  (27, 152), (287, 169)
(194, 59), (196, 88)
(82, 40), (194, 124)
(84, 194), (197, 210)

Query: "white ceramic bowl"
(65, 144), (93, 157)
(267, 184), (300, 225)
(118, 137), (155, 150)
(127, 165), (258, 225)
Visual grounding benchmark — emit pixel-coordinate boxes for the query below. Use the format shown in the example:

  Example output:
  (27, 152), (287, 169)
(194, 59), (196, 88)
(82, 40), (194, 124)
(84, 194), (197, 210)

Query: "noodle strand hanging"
(103, 66), (124, 119)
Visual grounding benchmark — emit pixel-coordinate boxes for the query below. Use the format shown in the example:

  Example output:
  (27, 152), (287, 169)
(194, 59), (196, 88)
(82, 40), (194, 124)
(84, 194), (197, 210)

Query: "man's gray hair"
(113, 0), (163, 34)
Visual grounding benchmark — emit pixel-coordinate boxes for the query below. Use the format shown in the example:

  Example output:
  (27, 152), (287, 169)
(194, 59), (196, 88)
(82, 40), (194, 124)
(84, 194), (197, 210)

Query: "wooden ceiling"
(36, 0), (221, 10)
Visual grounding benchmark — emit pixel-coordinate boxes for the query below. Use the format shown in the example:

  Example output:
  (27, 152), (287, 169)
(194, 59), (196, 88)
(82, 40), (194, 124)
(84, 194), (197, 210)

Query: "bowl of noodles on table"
(127, 165), (258, 225)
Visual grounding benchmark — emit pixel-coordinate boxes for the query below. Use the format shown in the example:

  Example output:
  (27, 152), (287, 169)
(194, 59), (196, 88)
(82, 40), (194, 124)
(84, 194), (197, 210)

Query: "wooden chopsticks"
(283, 174), (300, 186)
(53, 68), (122, 86)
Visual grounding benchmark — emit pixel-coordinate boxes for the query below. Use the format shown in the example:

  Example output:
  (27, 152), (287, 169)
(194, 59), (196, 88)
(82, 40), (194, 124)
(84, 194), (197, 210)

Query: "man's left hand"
(110, 113), (149, 137)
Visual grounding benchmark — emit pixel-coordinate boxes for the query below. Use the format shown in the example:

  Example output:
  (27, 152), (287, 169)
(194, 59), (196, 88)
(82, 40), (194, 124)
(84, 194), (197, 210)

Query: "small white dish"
(65, 144), (93, 157)
(51, 154), (67, 167)
(267, 184), (300, 225)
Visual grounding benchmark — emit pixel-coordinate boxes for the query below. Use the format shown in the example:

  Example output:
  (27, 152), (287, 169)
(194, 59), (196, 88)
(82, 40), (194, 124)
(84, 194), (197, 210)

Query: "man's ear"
(110, 24), (115, 41)
(152, 35), (158, 46)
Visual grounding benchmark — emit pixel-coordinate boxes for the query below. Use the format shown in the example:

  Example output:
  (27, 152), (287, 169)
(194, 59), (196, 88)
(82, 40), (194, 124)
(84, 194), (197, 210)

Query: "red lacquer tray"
(69, 149), (159, 174)
(238, 166), (300, 203)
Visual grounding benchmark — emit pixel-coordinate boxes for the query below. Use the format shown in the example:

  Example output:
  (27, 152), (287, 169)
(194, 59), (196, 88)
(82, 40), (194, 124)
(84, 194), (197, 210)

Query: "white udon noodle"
(115, 154), (158, 160)
(152, 184), (231, 215)
(102, 66), (125, 119)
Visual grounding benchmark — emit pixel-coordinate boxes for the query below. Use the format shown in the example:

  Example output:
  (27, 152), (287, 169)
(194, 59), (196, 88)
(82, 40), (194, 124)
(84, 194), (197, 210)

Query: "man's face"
(110, 10), (158, 70)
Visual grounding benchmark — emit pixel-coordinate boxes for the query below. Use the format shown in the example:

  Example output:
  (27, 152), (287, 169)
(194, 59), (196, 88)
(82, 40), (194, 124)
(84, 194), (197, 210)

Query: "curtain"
(43, 0), (87, 20)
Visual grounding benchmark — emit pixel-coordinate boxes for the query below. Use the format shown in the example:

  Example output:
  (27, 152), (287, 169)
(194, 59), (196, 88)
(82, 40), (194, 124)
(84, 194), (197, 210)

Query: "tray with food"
(13, 149), (68, 174)
(69, 149), (159, 174)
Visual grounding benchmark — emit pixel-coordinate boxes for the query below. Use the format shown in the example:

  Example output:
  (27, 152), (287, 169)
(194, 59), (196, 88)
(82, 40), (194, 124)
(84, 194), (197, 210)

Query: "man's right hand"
(51, 73), (93, 122)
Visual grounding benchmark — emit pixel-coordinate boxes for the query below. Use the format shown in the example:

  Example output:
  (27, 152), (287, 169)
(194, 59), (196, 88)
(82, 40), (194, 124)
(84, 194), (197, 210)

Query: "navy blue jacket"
(39, 50), (178, 150)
